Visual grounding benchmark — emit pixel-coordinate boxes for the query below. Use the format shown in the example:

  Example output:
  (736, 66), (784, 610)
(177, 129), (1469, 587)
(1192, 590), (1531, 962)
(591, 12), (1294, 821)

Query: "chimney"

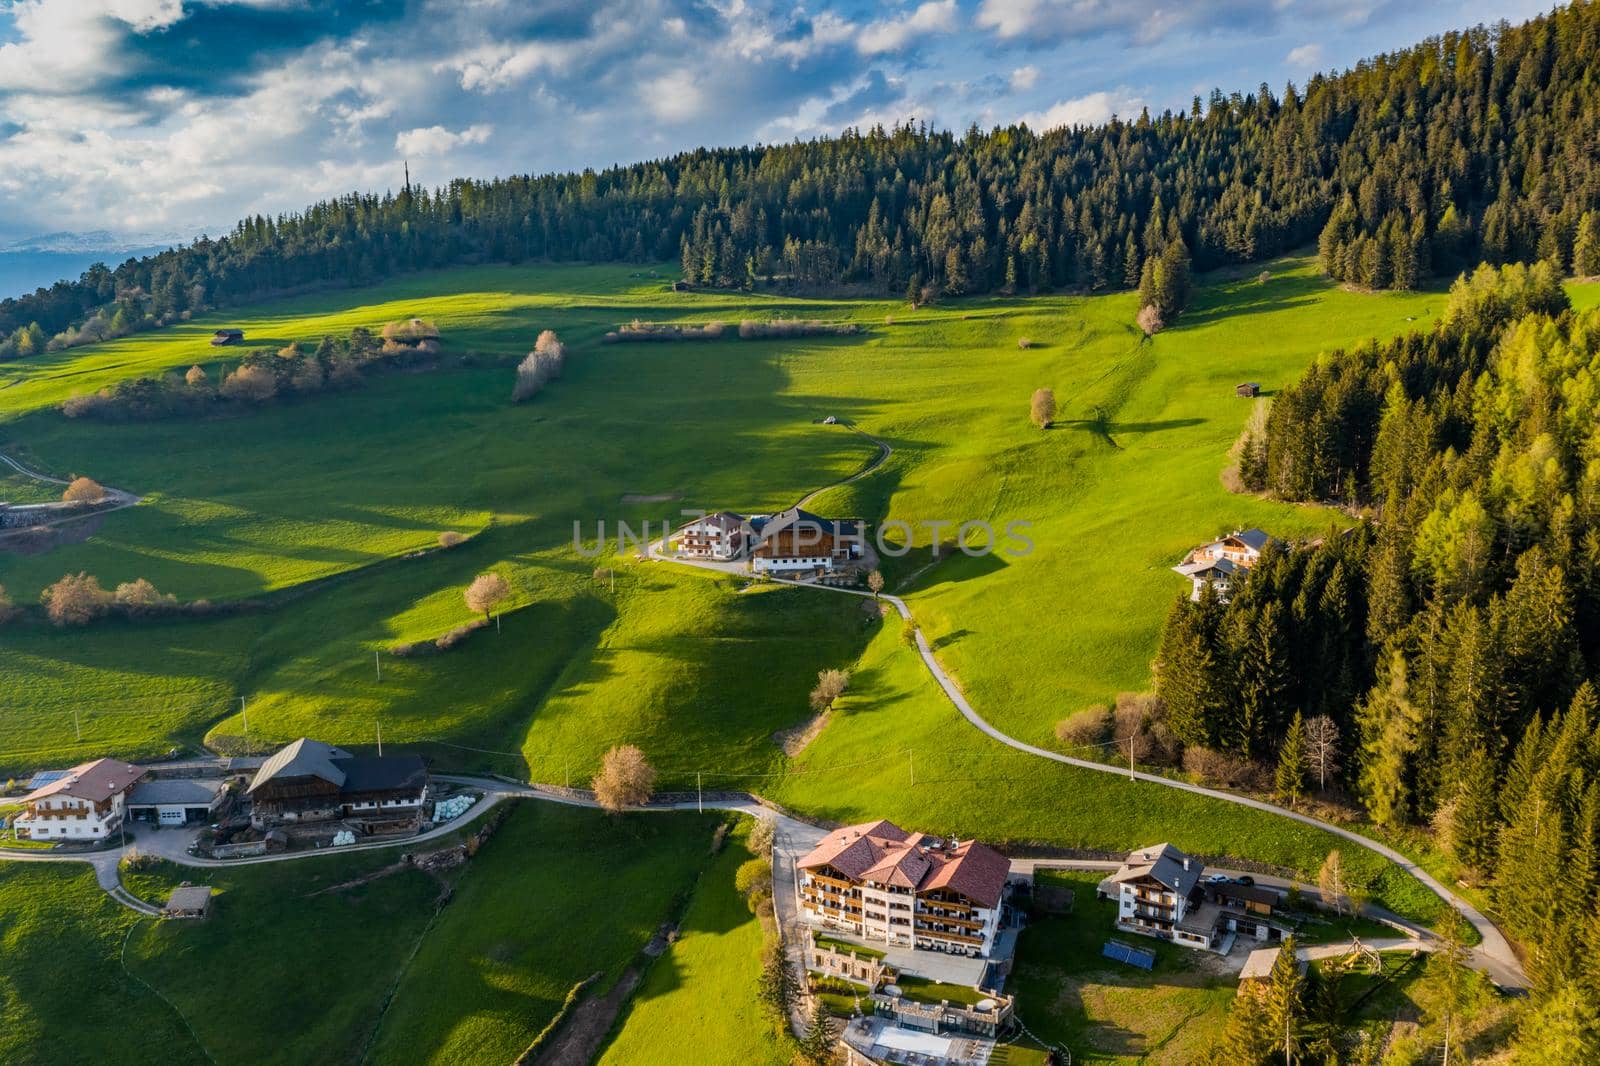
(1183, 858), (1190, 871)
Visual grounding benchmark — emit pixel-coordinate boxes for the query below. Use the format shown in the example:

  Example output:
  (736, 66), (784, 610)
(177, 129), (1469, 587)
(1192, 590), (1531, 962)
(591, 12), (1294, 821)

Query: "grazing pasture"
(3, 258), (1588, 915)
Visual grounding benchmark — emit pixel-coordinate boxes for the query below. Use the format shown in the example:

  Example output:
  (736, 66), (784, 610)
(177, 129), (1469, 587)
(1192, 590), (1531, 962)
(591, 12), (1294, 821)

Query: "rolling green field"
(1012, 870), (1235, 1064)
(4, 257), (1591, 914)
(597, 820), (793, 1066)
(2, 802), (722, 1066)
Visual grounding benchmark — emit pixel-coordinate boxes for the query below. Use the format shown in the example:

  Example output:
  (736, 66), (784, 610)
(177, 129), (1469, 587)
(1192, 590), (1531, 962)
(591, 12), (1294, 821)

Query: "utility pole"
(1128, 736), (1136, 780)
(375, 650), (381, 682)
(376, 717), (383, 757)
(909, 749), (915, 788)
(697, 772), (703, 814)
(240, 696), (249, 752)
(496, 612), (501, 633)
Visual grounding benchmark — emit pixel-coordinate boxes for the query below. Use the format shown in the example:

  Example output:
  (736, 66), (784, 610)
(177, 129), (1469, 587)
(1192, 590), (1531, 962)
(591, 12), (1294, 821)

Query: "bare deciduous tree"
(1137, 303), (1165, 336)
(1305, 715), (1341, 791)
(867, 570), (884, 598)
(1318, 849), (1350, 916)
(464, 572), (510, 621)
(809, 668), (850, 712)
(114, 578), (175, 614)
(41, 572), (111, 626)
(184, 365), (208, 388)
(61, 476), (106, 504)
(438, 531), (466, 549)
(1030, 387), (1055, 429)
(513, 329), (568, 401)
(220, 363), (277, 403)
(592, 744), (656, 813)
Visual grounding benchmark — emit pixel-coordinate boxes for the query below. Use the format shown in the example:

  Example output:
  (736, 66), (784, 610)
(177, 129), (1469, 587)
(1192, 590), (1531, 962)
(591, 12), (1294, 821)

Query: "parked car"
(1236, 875), (1256, 887)
(1205, 873), (1231, 884)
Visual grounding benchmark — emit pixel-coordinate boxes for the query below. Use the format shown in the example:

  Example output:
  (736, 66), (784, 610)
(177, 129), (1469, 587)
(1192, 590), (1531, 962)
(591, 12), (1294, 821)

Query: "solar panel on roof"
(25, 770), (68, 789)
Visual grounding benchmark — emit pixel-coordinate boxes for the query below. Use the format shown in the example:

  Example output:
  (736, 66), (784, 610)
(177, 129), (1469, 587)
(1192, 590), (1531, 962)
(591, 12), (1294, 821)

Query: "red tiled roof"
(22, 758), (145, 804)
(798, 819), (1009, 909)
(920, 838), (1011, 909)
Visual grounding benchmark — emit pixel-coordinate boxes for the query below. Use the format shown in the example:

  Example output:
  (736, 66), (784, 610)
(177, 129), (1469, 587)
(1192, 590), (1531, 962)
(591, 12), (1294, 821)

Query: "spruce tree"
(1275, 711), (1309, 805)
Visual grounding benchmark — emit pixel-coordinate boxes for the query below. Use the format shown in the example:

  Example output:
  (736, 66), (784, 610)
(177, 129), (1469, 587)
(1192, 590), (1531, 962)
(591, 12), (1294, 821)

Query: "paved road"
(648, 500), (1527, 990)
(0, 448), (144, 531)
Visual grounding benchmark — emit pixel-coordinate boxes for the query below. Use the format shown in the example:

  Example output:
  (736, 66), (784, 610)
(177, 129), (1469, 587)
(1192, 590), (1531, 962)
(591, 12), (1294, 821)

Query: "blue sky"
(0, 0), (1553, 241)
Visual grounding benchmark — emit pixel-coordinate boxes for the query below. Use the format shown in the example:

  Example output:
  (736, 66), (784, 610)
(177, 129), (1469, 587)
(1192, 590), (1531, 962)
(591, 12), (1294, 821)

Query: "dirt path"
(528, 970), (641, 1066)
(792, 423), (891, 510)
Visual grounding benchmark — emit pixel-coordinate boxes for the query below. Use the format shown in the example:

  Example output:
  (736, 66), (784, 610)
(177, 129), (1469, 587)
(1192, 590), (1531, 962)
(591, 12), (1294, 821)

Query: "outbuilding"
(127, 778), (227, 826)
(163, 885), (213, 919)
(1236, 382), (1261, 398)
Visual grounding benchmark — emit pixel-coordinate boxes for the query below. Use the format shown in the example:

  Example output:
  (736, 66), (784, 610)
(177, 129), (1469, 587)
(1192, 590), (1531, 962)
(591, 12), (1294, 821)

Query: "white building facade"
(14, 759), (146, 841)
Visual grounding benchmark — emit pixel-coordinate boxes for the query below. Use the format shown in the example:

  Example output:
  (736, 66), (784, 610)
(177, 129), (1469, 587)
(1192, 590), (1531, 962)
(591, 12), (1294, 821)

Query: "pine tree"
(798, 997), (836, 1064)
(1414, 910), (1483, 1066)
(1275, 711), (1309, 805)
(1261, 935), (1304, 1064)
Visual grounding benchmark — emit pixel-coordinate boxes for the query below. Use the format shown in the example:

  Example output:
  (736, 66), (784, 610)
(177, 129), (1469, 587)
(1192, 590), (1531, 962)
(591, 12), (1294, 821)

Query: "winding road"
(649, 421), (1528, 991)
(1, 422), (1525, 991)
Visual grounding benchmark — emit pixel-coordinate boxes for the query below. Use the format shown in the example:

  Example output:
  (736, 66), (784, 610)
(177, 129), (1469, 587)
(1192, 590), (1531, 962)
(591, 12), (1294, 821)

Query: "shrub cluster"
(737, 318), (859, 339)
(61, 321), (441, 421)
(390, 616), (489, 657)
(37, 572), (203, 626)
(512, 330), (567, 401)
(601, 319), (726, 343)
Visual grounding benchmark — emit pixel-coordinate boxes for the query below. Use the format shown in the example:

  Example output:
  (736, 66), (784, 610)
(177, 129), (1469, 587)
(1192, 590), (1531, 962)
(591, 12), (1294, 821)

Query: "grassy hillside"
(0, 864), (203, 1066)
(0, 802), (720, 1066)
(4, 258), (1592, 916)
(597, 821), (793, 1066)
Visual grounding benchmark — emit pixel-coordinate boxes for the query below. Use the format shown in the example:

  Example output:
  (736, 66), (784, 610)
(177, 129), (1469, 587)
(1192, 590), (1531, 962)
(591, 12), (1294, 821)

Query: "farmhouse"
(671, 511), (747, 561)
(127, 777), (228, 827)
(796, 819), (1011, 958)
(246, 738), (428, 830)
(1172, 527), (1276, 601)
(210, 328), (244, 346)
(12, 758), (146, 841)
(1101, 842), (1217, 950)
(749, 507), (864, 575)
(1100, 843), (1291, 952)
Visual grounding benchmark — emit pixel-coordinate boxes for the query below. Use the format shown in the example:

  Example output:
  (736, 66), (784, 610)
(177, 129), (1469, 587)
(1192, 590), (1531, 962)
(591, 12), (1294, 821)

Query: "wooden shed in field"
(1236, 382), (1261, 398)
(163, 884), (213, 919)
(210, 329), (244, 346)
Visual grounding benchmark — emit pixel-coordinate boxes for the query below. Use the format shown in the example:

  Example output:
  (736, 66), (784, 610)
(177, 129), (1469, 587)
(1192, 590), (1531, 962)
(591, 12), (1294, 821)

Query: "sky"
(0, 0), (1555, 242)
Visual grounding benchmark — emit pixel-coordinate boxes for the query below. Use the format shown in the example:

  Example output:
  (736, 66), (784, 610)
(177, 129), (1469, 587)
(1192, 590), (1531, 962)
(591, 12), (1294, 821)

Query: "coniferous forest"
(6, 2), (1600, 357)
(1160, 262), (1600, 1046)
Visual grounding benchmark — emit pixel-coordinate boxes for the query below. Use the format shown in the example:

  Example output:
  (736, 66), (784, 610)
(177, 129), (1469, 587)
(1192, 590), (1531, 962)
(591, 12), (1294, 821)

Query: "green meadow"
(0, 802), (723, 1066)
(4, 257), (1590, 910)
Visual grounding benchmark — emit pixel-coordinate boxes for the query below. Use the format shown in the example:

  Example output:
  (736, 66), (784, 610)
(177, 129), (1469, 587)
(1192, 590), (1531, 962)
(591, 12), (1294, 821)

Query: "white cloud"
(440, 41), (575, 92)
(1009, 65), (1039, 92)
(1286, 43), (1325, 68)
(1019, 89), (1144, 131)
(394, 124), (494, 155)
(857, 0), (959, 55)
(644, 73), (707, 123)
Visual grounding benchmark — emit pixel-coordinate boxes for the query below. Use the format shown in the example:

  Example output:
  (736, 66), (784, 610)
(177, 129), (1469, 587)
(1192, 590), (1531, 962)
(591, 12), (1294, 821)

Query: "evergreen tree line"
(7, 2), (1600, 354)
(1165, 264), (1600, 1028)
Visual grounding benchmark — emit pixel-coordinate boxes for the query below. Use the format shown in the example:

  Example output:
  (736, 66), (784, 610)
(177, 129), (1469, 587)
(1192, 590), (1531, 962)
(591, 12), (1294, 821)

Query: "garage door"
(159, 808), (186, 825)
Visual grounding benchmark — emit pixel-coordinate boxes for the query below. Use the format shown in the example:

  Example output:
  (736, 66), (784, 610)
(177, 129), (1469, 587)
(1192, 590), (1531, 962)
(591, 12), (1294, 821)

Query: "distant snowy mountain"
(0, 229), (187, 255)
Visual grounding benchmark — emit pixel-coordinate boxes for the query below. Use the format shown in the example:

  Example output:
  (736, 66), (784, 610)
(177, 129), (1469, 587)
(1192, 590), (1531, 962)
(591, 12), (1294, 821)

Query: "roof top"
(1109, 843), (1202, 894)
(1230, 529), (1272, 551)
(164, 885), (213, 912)
(1174, 557), (1238, 577)
(749, 507), (860, 539)
(22, 758), (146, 804)
(128, 778), (226, 806)
(336, 755), (427, 793)
(247, 738), (352, 793)
(676, 511), (744, 533)
(1238, 947), (1281, 981)
(798, 819), (1010, 908)
(1215, 882), (1282, 907)
(24, 769), (69, 790)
